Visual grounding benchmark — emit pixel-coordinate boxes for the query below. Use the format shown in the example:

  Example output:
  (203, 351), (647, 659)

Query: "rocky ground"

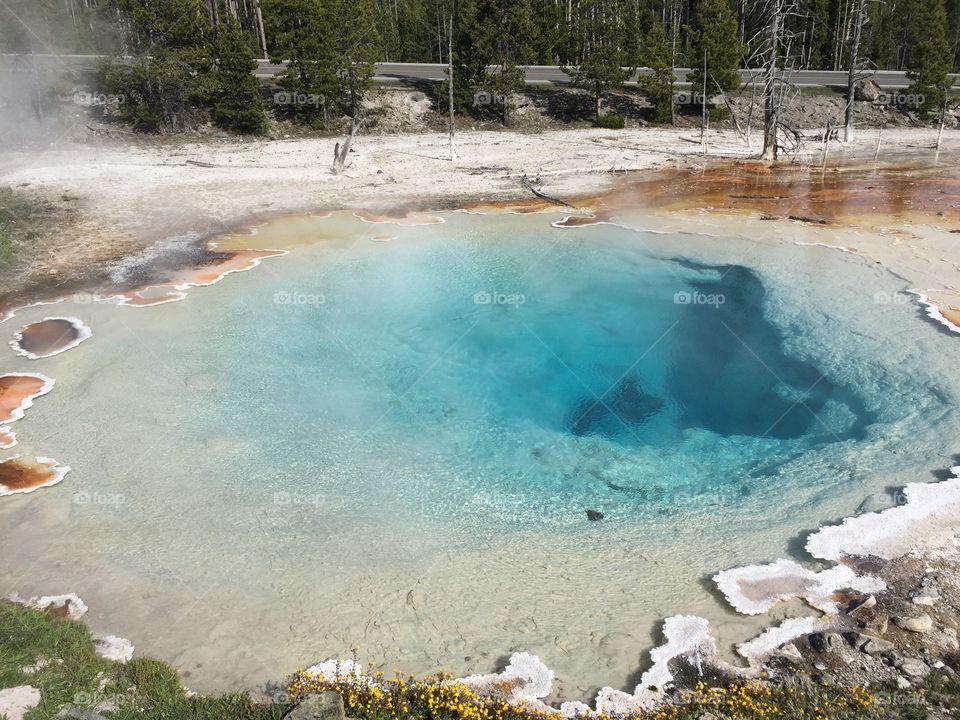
(315, 85), (929, 137)
(745, 555), (960, 712)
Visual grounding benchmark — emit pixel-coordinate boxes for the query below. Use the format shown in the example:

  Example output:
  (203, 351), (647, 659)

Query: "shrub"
(96, 54), (208, 133)
(594, 111), (625, 129)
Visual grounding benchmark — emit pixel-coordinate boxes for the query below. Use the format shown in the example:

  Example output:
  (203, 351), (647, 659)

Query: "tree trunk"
(253, 0), (268, 59)
(844, 0), (867, 141)
(700, 47), (707, 154)
(447, 15), (455, 161)
(761, 0), (782, 161)
(936, 95), (948, 163)
(332, 117), (361, 174)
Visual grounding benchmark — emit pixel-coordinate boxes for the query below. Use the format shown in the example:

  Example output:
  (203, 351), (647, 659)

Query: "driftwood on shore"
(86, 124), (134, 136)
(520, 174), (579, 210)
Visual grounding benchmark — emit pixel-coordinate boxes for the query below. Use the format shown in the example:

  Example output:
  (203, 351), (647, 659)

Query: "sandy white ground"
(0, 126), (949, 275)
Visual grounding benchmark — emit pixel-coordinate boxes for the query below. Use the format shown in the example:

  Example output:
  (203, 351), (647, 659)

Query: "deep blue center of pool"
(219, 229), (875, 510)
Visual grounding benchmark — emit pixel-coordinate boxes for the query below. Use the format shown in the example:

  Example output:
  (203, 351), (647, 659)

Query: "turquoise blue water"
(1, 210), (956, 696)
(207, 228), (875, 518)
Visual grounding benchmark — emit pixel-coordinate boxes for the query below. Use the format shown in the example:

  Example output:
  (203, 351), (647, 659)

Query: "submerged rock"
(586, 509), (604, 522)
(568, 374), (662, 437)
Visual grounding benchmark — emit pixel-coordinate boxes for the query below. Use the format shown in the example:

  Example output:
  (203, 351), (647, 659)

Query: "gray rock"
(56, 709), (109, 720)
(285, 692), (345, 720)
(896, 675), (912, 689)
(849, 595), (877, 617)
(779, 643), (804, 663)
(859, 635), (895, 655)
(856, 492), (894, 513)
(898, 658), (930, 680)
(863, 612), (889, 635)
(895, 614), (934, 633)
(912, 595), (937, 606)
(809, 632), (845, 653)
(855, 79), (883, 101)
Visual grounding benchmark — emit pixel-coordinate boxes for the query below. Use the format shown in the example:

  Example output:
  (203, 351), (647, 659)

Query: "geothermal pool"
(1, 207), (957, 697)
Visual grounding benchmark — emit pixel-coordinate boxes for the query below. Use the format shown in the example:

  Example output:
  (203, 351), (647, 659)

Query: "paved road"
(2, 54), (944, 88)
(275, 61), (929, 88)
(314, 62), (948, 89)
(355, 63), (928, 88)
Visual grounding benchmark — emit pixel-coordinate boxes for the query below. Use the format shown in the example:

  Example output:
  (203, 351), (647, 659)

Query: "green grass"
(3, 598), (959, 720)
(0, 186), (70, 269)
(0, 600), (290, 720)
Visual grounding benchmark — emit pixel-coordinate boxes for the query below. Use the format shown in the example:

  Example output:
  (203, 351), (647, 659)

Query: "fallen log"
(520, 174), (579, 210)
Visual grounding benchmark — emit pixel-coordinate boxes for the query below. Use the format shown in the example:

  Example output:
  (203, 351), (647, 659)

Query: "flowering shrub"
(288, 668), (875, 720)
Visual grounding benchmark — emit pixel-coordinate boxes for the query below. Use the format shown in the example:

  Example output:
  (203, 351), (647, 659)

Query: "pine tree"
(563, 0), (635, 120)
(866, 1), (898, 69)
(210, 18), (267, 134)
(96, 0), (212, 132)
(261, 0), (338, 126)
(117, 0), (210, 51)
(905, 0), (954, 117)
(329, 0), (383, 119)
(476, 0), (539, 123)
(686, 0), (742, 96)
(641, 22), (676, 123)
(450, 0), (489, 113)
(531, 0), (567, 64)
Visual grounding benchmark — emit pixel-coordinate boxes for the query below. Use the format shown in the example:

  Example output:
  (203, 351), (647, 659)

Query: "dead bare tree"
(447, 15), (455, 161)
(745, 0), (804, 161)
(332, 117), (362, 174)
(760, 0), (782, 161)
(700, 48), (708, 154)
(843, 0), (868, 141)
